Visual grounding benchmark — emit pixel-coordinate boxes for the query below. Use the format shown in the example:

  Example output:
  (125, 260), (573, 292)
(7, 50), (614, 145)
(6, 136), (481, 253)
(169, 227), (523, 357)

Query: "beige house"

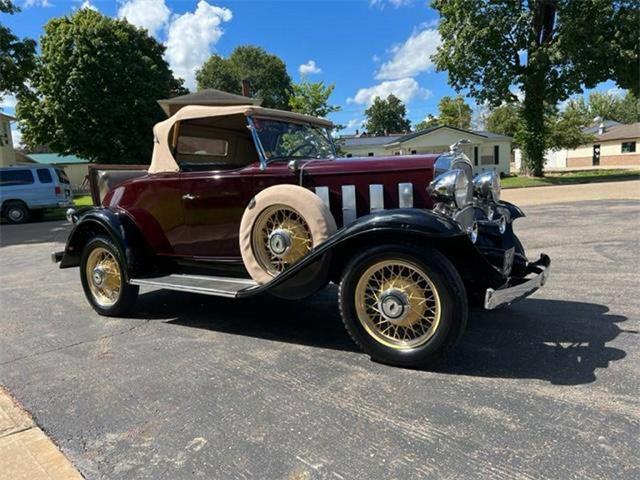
(0, 112), (16, 166)
(515, 121), (640, 170)
(341, 126), (513, 176)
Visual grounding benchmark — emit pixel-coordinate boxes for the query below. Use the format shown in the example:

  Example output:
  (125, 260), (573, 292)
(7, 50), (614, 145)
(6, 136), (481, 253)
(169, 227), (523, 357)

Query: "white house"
(514, 121), (640, 170)
(341, 125), (513, 176)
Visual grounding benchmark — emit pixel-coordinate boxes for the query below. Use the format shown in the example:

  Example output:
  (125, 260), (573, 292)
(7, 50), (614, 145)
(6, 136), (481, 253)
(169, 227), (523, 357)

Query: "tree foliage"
(0, 0), (36, 99)
(289, 80), (340, 118)
(17, 9), (185, 164)
(432, 0), (639, 176)
(196, 46), (292, 110)
(565, 91), (640, 125)
(364, 94), (411, 135)
(485, 103), (522, 141)
(415, 95), (472, 131)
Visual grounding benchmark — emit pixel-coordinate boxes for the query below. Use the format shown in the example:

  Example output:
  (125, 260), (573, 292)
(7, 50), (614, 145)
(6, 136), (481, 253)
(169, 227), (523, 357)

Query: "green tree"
(414, 114), (439, 131)
(568, 90), (640, 124)
(0, 0), (36, 99)
(615, 91), (640, 124)
(17, 9), (185, 164)
(485, 103), (523, 144)
(432, 0), (639, 176)
(436, 95), (472, 129)
(196, 46), (292, 110)
(289, 80), (340, 118)
(364, 94), (411, 135)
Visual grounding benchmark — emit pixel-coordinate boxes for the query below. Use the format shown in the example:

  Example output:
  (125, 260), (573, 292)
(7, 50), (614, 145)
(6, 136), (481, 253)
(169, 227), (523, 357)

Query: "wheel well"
(62, 221), (114, 268)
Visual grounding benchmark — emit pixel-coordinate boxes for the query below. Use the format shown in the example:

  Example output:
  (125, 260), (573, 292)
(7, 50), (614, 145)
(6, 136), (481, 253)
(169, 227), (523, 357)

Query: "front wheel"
(80, 236), (139, 316)
(338, 244), (467, 368)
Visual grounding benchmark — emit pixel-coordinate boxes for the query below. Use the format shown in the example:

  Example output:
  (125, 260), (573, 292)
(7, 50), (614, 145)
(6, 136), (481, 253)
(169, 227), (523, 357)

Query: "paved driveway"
(1, 198), (639, 479)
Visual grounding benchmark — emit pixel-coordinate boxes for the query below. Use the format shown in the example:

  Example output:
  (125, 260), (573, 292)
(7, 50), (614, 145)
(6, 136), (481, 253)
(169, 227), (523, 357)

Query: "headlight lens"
(428, 169), (469, 209)
(472, 171), (501, 202)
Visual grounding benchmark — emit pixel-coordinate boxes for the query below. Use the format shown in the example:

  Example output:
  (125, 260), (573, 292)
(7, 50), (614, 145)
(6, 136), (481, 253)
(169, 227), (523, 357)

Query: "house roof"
(157, 89), (262, 116)
(342, 125), (512, 148)
(583, 120), (621, 134)
(594, 122), (640, 141)
(0, 112), (16, 121)
(27, 153), (90, 165)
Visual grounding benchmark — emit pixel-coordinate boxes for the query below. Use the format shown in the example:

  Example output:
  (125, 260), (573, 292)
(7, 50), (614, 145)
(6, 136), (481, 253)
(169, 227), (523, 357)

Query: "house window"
(394, 151), (400, 156)
(474, 146), (479, 166)
(346, 153), (353, 158)
(411, 150), (417, 154)
(494, 145), (500, 165)
(368, 152), (374, 156)
(622, 141), (636, 153)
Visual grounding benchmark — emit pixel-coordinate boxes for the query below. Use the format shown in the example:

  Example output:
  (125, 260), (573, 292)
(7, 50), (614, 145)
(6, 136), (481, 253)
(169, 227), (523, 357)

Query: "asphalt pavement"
(0, 197), (639, 479)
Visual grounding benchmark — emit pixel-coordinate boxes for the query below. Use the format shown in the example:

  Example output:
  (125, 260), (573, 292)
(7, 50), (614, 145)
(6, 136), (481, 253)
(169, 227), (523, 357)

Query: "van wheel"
(80, 236), (139, 316)
(3, 201), (31, 224)
(339, 244), (467, 368)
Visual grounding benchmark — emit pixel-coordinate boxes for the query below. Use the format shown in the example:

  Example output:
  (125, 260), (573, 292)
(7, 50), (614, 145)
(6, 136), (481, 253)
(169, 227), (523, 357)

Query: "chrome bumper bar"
(484, 254), (550, 310)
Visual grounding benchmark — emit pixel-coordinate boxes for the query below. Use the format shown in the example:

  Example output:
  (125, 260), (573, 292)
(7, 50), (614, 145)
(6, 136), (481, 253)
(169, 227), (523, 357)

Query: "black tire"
(80, 236), (139, 316)
(338, 244), (467, 368)
(3, 201), (31, 224)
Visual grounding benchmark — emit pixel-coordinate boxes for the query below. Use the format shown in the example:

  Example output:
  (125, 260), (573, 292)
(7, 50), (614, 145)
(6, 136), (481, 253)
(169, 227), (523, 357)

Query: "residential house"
(341, 126), (513, 176)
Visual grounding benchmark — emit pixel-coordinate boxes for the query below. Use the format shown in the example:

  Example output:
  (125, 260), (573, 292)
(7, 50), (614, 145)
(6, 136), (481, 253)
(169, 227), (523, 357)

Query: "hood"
(295, 154), (439, 176)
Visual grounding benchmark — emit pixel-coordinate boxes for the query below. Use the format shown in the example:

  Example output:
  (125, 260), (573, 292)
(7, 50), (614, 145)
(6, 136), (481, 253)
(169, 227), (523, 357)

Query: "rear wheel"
(339, 244), (467, 367)
(3, 201), (31, 224)
(80, 236), (139, 316)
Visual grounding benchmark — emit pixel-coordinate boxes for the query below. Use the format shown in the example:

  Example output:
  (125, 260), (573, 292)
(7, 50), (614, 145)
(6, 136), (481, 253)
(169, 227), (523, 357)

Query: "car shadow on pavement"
(0, 220), (71, 247)
(134, 289), (629, 386)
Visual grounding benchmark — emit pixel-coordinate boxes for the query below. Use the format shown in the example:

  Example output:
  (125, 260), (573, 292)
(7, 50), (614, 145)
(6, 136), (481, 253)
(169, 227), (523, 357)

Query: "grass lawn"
(502, 169), (640, 189)
(41, 194), (94, 222)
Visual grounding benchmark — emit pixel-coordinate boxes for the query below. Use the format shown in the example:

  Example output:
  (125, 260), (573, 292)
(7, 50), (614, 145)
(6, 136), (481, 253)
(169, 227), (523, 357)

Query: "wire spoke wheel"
(252, 204), (313, 277)
(85, 247), (122, 308)
(354, 259), (441, 350)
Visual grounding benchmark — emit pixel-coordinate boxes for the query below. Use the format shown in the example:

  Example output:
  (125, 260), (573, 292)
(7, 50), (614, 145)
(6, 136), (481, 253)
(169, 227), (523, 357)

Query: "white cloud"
(1, 94), (17, 110)
(345, 118), (364, 131)
(24, 0), (51, 7)
(118, 0), (170, 37)
(80, 0), (98, 11)
(376, 28), (441, 81)
(164, 1), (232, 89)
(606, 87), (626, 97)
(299, 60), (322, 75)
(370, 0), (413, 8)
(348, 78), (432, 106)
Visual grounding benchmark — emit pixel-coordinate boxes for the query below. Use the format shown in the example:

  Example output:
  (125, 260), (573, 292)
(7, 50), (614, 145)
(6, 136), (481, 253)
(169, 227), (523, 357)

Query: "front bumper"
(484, 254), (551, 310)
(58, 200), (72, 208)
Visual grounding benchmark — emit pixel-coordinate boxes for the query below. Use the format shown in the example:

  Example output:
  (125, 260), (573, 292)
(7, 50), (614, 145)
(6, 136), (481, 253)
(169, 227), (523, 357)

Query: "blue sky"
(1, 0), (623, 144)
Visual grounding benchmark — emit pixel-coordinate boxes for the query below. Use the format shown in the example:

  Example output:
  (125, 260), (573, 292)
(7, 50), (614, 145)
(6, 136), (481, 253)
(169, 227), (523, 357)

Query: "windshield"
(251, 118), (335, 162)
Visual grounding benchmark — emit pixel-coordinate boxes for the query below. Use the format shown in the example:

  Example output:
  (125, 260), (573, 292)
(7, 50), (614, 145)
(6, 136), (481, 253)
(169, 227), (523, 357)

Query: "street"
(1, 194), (639, 479)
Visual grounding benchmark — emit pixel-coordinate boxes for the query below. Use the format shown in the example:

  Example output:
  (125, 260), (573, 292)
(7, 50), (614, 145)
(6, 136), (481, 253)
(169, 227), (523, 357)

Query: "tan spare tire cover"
(240, 184), (337, 284)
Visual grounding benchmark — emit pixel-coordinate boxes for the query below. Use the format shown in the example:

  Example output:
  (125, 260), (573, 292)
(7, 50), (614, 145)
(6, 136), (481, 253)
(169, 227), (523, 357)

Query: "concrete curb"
(0, 386), (83, 480)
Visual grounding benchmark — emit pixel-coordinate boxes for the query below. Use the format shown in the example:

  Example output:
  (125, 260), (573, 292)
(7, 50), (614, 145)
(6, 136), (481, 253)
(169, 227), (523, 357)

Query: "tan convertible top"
(149, 105), (333, 173)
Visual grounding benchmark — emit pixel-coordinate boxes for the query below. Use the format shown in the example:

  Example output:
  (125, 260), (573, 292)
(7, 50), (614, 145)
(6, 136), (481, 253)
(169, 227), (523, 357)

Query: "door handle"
(182, 193), (196, 201)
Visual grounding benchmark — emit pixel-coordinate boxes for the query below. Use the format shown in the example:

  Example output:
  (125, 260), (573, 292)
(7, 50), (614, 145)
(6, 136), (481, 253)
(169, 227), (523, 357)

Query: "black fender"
(59, 207), (153, 278)
(497, 200), (525, 221)
(239, 208), (506, 299)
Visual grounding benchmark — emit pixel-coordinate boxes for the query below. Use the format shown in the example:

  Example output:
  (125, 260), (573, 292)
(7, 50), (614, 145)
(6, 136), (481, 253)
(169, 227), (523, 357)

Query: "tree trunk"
(521, 82), (546, 177)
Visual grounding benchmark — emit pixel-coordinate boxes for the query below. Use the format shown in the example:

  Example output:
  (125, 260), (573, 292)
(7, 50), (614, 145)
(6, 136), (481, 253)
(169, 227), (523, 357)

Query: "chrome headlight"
(428, 169), (469, 209)
(472, 171), (501, 202)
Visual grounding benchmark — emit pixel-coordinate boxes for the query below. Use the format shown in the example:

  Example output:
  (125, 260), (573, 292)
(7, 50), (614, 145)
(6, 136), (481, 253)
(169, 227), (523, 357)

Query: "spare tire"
(240, 184), (337, 284)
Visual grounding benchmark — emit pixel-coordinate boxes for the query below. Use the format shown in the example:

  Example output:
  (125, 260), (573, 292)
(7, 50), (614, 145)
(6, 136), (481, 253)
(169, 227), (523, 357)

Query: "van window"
(56, 169), (70, 184)
(0, 169), (34, 186)
(37, 168), (53, 183)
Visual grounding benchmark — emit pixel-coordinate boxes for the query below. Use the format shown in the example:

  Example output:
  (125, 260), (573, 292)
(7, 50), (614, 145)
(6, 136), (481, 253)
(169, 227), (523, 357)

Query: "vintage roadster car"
(53, 104), (550, 367)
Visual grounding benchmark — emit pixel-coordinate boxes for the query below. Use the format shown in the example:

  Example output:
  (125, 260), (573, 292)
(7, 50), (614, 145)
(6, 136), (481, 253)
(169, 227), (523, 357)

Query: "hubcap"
(355, 259), (441, 349)
(85, 247), (121, 307)
(253, 205), (312, 276)
(8, 208), (24, 221)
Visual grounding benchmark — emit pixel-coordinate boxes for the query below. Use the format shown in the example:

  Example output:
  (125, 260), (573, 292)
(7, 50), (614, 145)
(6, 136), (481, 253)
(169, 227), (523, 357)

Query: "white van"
(0, 165), (73, 224)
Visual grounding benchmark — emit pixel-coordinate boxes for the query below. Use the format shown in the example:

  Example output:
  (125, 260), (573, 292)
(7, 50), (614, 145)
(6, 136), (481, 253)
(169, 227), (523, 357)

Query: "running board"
(129, 274), (258, 298)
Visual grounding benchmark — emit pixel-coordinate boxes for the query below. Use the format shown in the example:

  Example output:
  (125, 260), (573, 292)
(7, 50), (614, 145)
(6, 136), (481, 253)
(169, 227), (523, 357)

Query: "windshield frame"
(247, 116), (336, 169)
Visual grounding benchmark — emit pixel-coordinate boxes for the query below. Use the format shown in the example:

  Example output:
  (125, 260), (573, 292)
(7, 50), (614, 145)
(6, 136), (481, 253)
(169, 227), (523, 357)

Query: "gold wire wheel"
(85, 247), (122, 308)
(252, 204), (313, 277)
(354, 259), (442, 350)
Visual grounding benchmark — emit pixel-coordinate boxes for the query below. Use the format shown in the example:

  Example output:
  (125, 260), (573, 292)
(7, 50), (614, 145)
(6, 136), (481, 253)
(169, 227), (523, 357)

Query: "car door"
(173, 119), (258, 259)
